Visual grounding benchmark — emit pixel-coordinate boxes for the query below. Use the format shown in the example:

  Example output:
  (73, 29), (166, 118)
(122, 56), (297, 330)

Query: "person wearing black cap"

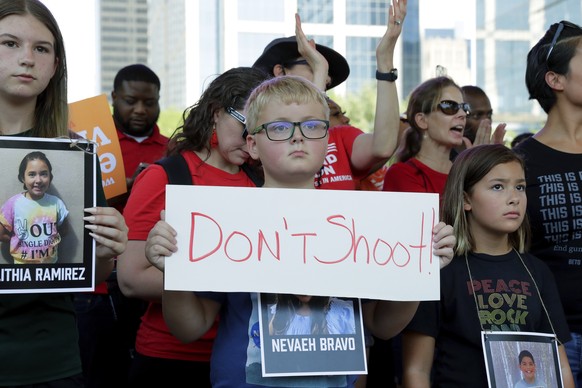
(253, 34), (350, 91)
(252, 1), (405, 191)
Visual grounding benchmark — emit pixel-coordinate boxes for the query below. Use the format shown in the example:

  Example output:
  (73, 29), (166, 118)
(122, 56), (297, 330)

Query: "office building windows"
(346, 0), (386, 26)
(239, 32), (282, 68)
(476, 38), (485, 87)
(346, 36), (376, 92)
(311, 35), (333, 48)
(544, 0), (582, 25)
(238, 0), (284, 21)
(495, 0), (529, 30)
(298, 0), (333, 23)
(495, 40), (530, 113)
(476, 0), (485, 30)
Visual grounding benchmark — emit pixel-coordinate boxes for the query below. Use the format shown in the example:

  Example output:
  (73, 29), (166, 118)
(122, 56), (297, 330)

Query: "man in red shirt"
(75, 64), (168, 388)
(109, 64), (169, 213)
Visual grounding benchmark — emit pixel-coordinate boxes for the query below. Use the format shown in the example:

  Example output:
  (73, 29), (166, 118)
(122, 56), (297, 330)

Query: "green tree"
(157, 109), (184, 138)
(328, 81), (408, 133)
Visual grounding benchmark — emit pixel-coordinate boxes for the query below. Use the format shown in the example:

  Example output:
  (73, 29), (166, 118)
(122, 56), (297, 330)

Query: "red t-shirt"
(122, 151), (257, 361)
(382, 158), (448, 197)
(115, 124), (168, 212)
(314, 125), (368, 190)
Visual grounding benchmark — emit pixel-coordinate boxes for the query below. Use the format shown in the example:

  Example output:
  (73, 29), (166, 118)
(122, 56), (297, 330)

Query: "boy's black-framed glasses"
(437, 100), (471, 116)
(251, 120), (329, 141)
(546, 20), (582, 62)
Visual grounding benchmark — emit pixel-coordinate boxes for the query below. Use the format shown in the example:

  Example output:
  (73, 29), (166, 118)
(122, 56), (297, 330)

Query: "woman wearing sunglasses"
(382, 76), (469, 205)
(380, 76), (468, 386)
(515, 20), (582, 387)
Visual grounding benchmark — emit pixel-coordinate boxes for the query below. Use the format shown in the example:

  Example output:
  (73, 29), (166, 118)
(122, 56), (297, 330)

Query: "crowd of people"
(0, 0), (580, 388)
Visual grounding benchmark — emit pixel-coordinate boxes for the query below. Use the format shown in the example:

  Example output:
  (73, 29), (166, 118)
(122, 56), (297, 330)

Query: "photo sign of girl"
(258, 293), (367, 377)
(0, 137), (96, 293)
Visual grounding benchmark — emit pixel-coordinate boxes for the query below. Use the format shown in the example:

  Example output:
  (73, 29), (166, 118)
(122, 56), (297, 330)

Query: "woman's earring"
(210, 129), (219, 148)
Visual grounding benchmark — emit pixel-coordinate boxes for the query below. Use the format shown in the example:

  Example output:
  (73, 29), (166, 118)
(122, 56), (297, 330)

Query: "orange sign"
(68, 94), (127, 199)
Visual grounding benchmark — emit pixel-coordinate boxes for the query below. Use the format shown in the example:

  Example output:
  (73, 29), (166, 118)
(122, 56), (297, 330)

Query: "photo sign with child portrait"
(164, 185), (440, 301)
(482, 331), (563, 388)
(0, 137), (96, 293)
(258, 293), (367, 377)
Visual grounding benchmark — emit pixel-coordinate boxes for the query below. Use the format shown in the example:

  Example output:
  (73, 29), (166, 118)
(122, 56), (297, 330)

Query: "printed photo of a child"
(0, 140), (89, 268)
(0, 151), (70, 264)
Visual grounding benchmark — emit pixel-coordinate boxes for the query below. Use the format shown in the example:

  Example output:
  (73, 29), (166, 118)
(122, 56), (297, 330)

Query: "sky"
(419, 0), (475, 38)
(40, 0), (474, 103)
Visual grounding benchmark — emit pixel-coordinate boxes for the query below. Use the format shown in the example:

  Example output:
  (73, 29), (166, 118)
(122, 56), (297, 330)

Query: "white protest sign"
(165, 185), (440, 301)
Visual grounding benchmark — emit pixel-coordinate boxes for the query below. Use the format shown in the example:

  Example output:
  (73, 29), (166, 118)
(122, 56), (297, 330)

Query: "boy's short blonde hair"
(244, 75), (330, 133)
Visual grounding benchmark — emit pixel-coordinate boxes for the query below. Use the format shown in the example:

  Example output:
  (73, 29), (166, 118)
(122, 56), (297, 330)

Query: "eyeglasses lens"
(262, 120), (329, 141)
(438, 101), (470, 116)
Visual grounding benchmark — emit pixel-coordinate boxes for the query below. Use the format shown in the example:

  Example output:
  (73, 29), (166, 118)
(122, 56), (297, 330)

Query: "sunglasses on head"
(437, 100), (471, 116)
(546, 20), (582, 62)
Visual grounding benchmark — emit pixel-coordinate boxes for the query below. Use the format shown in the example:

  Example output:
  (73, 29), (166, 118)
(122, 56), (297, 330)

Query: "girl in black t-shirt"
(401, 144), (574, 388)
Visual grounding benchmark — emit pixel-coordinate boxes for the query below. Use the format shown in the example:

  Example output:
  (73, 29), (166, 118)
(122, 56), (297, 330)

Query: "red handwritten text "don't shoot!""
(187, 209), (437, 273)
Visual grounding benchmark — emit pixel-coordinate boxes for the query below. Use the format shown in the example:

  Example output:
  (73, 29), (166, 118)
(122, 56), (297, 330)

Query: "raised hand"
(376, 0), (407, 70)
(295, 13), (329, 90)
(463, 119), (507, 148)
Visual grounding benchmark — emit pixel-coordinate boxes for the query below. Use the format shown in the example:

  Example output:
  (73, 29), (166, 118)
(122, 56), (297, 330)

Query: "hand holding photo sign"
(165, 186), (440, 301)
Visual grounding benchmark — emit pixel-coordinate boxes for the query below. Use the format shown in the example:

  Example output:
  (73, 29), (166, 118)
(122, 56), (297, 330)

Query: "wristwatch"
(376, 68), (398, 82)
